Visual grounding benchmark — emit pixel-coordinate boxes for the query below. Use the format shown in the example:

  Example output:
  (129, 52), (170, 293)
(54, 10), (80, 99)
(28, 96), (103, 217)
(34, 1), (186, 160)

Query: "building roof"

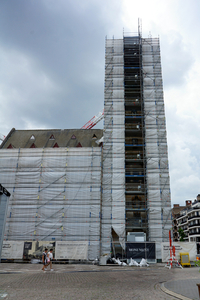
(0, 128), (103, 149)
(172, 206), (187, 218)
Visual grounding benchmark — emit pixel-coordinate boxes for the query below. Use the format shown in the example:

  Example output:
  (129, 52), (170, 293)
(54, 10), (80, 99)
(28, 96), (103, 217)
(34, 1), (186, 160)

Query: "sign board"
(23, 241), (55, 260)
(1, 240), (88, 260)
(55, 241), (88, 260)
(0, 184), (11, 197)
(126, 242), (156, 260)
(1, 241), (24, 259)
(161, 242), (196, 262)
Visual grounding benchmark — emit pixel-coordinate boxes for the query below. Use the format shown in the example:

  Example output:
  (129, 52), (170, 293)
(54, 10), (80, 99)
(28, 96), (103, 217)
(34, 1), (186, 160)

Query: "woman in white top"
(47, 248), (54, 271)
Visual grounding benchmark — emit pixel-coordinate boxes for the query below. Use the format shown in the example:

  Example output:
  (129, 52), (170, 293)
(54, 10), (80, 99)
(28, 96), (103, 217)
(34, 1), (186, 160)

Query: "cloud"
(0, 0), (123, 131)
(165, 85), (200, 205)
(0, 0), (200, 206)
(161, 32), (194, 88)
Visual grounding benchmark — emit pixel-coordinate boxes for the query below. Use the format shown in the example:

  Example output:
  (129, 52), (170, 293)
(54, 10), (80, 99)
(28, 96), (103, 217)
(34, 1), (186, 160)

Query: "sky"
(0, 0), (199, 206)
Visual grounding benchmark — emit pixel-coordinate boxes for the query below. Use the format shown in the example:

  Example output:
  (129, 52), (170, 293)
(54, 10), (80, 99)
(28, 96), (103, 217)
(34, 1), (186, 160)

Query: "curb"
(161, 283), (192, 300)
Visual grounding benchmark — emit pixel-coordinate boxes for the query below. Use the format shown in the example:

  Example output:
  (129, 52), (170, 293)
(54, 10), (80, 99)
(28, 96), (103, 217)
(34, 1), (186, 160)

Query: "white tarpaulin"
(1, 241), (24, 259)
(0, 148), (101, 260)
(161, 242), (196, 262)
(55, 241), (88, 260)
(143, 38), (172, 247)
(102, 38), (125, 254)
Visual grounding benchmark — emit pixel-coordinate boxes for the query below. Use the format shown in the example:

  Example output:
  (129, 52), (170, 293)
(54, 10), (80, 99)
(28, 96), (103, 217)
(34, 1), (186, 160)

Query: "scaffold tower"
(103, 29), (171, 258)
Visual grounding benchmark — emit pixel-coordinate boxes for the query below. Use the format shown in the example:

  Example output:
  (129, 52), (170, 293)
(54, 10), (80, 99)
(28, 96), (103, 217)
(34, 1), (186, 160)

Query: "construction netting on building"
(103, 38), (126, 255)
(0, 147), (102, 260)
(142, 37), (171, 257)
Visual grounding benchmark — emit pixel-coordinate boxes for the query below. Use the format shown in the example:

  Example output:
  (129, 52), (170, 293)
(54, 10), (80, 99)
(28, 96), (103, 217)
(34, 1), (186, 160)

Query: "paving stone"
(0, 263), (199, 299)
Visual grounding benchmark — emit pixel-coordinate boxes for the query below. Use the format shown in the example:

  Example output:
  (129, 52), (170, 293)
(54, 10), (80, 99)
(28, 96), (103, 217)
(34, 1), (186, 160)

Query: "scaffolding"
(123, 35), (148, 241)
(102, 38), (126, 255)
(142, 37), (171, 257)
(0, 31), (171, 262)
(103, 33), (171, 259)
(0, 148), (102, 260)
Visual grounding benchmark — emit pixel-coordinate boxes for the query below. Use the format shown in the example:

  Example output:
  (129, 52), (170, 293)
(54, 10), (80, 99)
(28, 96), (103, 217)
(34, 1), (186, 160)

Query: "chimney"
(197, 194), (200, 201)
(173, 204), (179, 208)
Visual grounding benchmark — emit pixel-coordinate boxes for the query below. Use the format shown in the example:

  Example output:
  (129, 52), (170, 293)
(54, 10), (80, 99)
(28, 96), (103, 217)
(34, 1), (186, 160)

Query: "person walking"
(42, 248), (48, 271)
(47, 248), (54, 271)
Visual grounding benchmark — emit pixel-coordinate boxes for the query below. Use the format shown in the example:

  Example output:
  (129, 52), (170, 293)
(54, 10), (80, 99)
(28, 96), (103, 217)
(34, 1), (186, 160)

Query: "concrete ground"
(0, 262), (199, 299)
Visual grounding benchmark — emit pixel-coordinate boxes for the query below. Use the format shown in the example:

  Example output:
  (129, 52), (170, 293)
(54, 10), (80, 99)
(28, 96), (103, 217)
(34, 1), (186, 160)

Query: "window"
(49, 134), (55, 140)
(7, 144), (13, 149)
(76, 142), (82, 147)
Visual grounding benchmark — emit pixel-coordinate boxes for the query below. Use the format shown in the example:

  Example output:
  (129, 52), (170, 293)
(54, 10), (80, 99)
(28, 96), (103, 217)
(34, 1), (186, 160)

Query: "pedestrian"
(47, 248), (54, 271)
(42, 248), (48, 271)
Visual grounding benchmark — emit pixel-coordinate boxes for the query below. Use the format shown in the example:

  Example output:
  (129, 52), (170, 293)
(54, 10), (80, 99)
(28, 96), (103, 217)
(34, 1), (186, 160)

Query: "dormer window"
(71, 134), (76, 139)
(50, 134), (55, 140)
(53, 143), (59, 148)
(30, 135), (35, 140)
(76, 142), (82, 147)
(92, 134), (97, 139)
(7, 144), (13, 149)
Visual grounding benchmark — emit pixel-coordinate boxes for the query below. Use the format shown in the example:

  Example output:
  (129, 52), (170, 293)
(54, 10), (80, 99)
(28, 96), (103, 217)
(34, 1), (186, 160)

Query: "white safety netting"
(102, 38), (125, 255)
(142, 38), (171, 258)
(0, 147), (102, 260)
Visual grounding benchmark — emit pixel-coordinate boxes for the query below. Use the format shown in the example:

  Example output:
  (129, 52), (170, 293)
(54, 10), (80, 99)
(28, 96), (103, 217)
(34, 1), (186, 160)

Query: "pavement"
(0, 262), (200, 299)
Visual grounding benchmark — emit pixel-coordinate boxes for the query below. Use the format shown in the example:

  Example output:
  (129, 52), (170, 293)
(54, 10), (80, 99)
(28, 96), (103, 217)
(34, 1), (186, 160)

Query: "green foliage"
(178, 228), (185, 241)
(194, 260), (200, 272)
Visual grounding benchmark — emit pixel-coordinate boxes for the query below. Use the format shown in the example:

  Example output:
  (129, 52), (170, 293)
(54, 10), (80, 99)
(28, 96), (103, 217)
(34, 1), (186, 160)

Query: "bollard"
(196, 283), (200, 298)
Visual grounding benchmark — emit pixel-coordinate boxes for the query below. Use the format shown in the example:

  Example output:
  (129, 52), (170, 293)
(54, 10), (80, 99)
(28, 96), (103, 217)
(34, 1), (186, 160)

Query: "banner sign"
(23, 241), (55, 260)
(126, 242), (156, 260)
(1, 241), (24, 259)
(55, 241), (88, 260)
(1, 241), (55, 260)
(161, 242), (196, 262)
(2, 241), (88, 260)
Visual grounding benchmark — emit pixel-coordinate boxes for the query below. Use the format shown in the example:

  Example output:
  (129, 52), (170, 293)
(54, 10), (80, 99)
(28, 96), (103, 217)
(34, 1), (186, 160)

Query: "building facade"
(177, 195), (200, 253)
(0, 129), (103, 260)
(172, 201), (191, 242)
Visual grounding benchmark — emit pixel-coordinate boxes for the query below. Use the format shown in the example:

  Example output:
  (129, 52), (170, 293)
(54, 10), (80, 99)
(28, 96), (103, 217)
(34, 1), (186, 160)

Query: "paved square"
(0, 263), (199, 299)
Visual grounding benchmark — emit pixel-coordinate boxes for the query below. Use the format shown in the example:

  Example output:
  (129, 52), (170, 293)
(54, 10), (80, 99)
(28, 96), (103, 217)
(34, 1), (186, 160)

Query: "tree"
(178, 228), (185, 241)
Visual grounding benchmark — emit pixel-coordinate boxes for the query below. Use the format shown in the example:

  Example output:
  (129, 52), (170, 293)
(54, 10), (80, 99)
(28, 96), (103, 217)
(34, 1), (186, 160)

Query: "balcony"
(189, 222), (200, 228)
(189, 232), (200, 236)
(188, 215), (199, 220)
(178, 220), (188, 225)
(188, 206), (200, 213)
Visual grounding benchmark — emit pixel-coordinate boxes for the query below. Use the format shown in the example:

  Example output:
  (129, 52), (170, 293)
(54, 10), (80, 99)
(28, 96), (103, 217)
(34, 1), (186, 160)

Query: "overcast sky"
(0, 0), (199, 206)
